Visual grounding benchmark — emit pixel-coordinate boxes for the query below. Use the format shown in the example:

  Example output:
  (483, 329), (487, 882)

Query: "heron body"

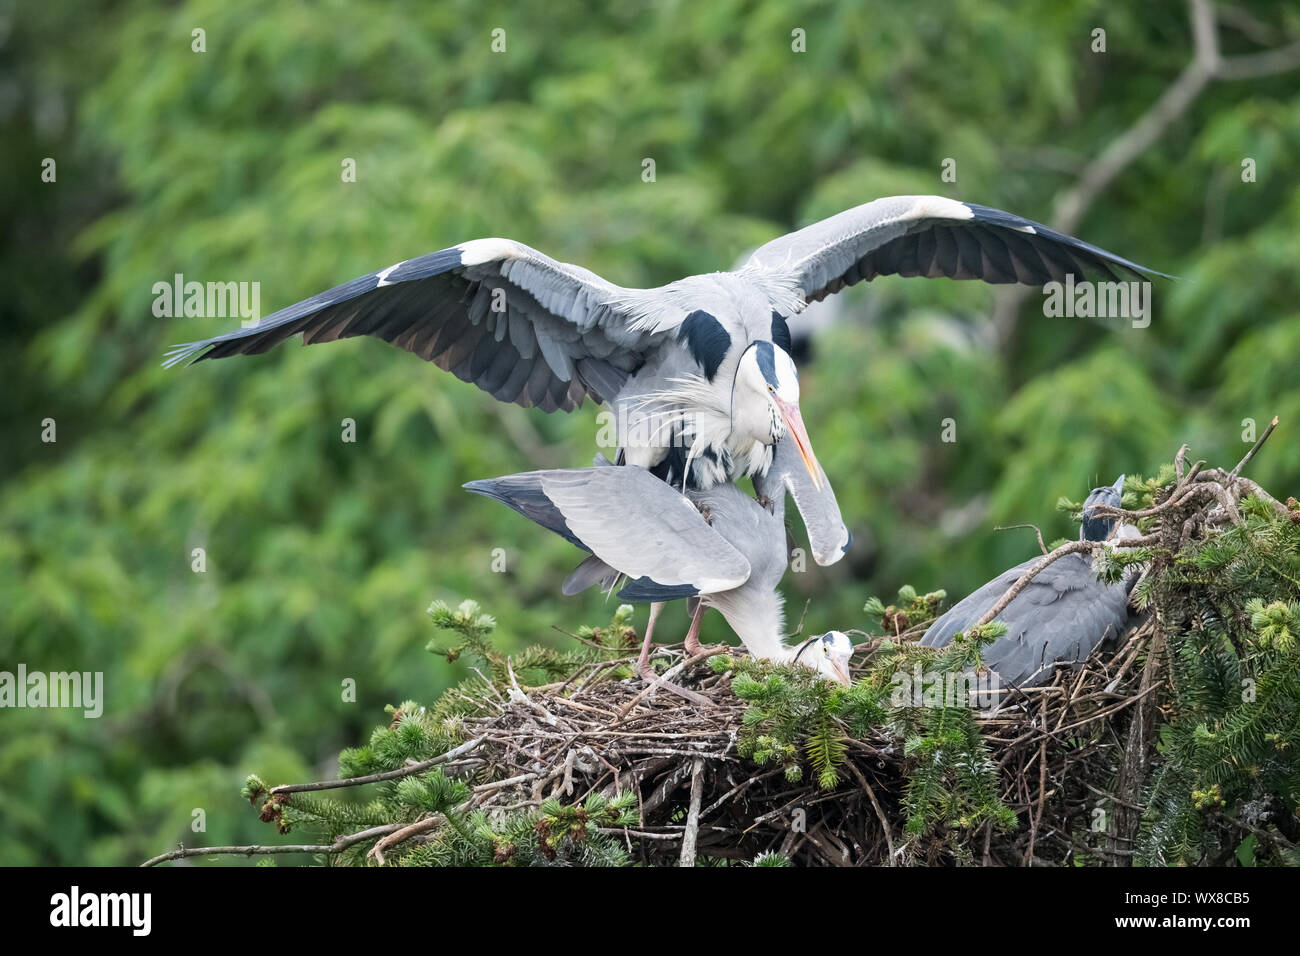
(920, 476), (1138, 688)
(464, 436), (853, 684)
(165, 195), (1157, 493)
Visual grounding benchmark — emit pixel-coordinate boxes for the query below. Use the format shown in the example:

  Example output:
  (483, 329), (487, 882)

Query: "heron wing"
(462, 472), (590, 552)
(920, 562), (1030, 649)
(741, 195), (1164, 311)
(562, 554), (620, 597)
(921, 554), (1131, 687)
(465, 466), (751, 594)
(539, 467), (752, 593)
(163, 239), (669, 412)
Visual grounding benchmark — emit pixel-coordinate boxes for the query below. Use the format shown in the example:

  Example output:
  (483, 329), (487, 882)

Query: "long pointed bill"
(831, 659), (852, 686)
(774, 396), (822, 490)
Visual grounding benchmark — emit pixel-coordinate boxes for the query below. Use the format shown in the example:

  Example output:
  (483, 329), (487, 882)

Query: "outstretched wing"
(164, 239), (669, 412)
(465, 465), (751, 595)
(742, 195), (1165, 311)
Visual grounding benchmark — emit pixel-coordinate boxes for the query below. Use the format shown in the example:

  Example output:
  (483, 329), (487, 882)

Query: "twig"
(1022, 696), (1050, 866)
(679, 758), (705, 866)
(995, 523), (1049, 556)
(368, 816), (442, 865)
(271, 735), (487, 794)
(1228, 415), (1278, 481)
(141, 823), (402, 867)
(846, 760), (896, 866)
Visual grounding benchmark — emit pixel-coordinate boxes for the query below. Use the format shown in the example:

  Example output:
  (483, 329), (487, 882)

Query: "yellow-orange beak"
(774, 395), (822, 490)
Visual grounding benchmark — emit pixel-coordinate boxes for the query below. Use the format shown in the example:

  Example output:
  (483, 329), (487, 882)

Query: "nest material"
(447, 612), (1164, 867)
(449, 438), (1295, 866)
(142, 433), (1295, 868)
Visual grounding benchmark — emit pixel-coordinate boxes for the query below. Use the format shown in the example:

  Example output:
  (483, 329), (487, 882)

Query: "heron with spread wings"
(165, 195), (1156, 498)
(166, 195), (1155, 696)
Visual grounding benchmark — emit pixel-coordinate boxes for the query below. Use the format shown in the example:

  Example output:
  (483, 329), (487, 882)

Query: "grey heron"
(919, 475), (1138, 689)
(463, 436), (855, 695)
(163, 196), (1156, 494)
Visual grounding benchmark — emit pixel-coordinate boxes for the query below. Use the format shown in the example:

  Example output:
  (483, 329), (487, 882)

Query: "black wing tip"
(160, 340), (213, 369)
(159, 245), (469, 371)
(962, 201), (1173, 281)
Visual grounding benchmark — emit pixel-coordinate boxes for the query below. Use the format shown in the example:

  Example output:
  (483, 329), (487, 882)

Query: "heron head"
(791, 630), (854, 686)
(1080, 474), (1125, 542)
(735, 342), (821, 489)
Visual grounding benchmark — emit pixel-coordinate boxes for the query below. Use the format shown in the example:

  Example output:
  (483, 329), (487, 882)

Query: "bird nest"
(162, 428), (1295, 868)
(445, 613), (1163, 867)
(433, 430), (1293, 867)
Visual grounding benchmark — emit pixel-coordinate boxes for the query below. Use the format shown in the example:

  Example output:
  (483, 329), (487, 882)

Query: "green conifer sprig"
(1139, 496), (1300, 865)
(426, 598), (632, 687)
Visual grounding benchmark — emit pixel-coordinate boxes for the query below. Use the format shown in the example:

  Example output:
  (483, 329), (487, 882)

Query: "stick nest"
(445, 436), (1293, 867)
(450, 611), (1161, 867)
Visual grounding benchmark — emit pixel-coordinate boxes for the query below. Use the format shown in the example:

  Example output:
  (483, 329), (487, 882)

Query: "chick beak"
(774, 395), (822, 490)
(831, 658), (852, 686)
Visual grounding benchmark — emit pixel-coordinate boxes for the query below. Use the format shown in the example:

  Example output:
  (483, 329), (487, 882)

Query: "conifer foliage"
(1139, 495), (1300, 865)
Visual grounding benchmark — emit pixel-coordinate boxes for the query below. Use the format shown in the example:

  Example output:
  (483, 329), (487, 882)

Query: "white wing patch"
(458, 238), (520, 266)
(899, 196), (975, 224)
(375, 261), (406, 287)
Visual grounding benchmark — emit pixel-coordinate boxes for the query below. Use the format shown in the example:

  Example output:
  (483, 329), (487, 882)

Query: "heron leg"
(634, 602), (711, 707)
(682, 599), (714, 656)
(634, 602), (665, 678)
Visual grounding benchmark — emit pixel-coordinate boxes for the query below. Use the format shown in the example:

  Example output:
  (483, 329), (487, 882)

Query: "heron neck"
(713, 588), (787, 661)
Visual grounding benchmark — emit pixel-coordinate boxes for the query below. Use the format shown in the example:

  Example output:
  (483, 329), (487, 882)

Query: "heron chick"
(921, 474), (1139, 691)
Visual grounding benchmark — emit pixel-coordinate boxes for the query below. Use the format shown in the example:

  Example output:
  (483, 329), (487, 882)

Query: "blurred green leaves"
(3, 0), (1299, 864)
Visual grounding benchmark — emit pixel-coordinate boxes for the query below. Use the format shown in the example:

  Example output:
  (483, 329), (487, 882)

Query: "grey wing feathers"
(163, 239), (665, 412)
(920, 562), (1030, 649)
(615, 577), (703, 602)
(466, 465), (751, 595)
(463, 474), (589, 551)
(560, 554), (697, 603)
(563, 554), (619, 597)
(990, 581), (1129, 687)
(921, 553), (1131, 687)
(538, 467), (751, 592)
(742, 195), (1167, 310)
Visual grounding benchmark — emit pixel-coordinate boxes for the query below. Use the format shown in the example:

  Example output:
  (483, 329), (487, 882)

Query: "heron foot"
(682, 600), (710, 657)
(684, 632), (718, 657)
(635, 659), (711, 707)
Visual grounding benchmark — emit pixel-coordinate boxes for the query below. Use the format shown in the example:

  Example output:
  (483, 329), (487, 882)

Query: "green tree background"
(2, 0), (1298, 864)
